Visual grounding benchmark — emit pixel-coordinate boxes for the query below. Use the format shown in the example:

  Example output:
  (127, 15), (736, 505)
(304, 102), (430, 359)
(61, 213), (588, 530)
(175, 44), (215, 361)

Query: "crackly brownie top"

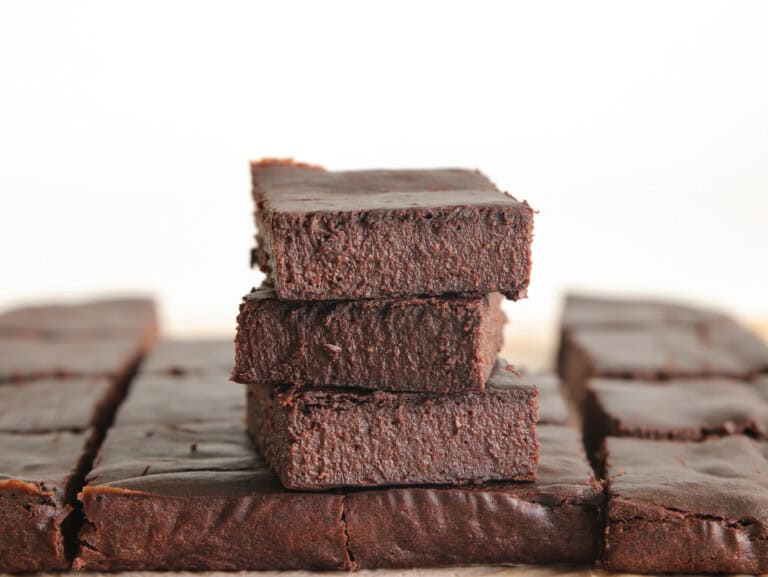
(250, 160), (525, 213)
(0, 431), (88, 503)
(607, 435), (768, 521)
(0, 376), (113, 433)
(591, 377), (768, 437)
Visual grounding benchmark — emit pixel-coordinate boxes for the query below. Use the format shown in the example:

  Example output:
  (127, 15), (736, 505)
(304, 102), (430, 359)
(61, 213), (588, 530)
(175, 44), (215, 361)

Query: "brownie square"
(75, 421), (351, 571)
(251, 159), (534, 301)
(247, 359), (538, 489)
(0, 431), (94, 572)
(558, 294), (768, 400)
(604, 435), (768, 574)
(233, 286), (505, 393)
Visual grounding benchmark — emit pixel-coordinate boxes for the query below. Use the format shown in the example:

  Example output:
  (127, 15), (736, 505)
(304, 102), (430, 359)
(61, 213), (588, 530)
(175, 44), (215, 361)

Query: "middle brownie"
(247, 360), (538, 490)
(234, 286), (505, 393)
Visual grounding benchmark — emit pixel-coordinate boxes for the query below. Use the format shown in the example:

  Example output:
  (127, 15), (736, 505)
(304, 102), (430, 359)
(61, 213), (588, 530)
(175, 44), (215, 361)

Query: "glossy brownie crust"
(604, 436), (768, 574)
(251, 159), (534, 301)
(345, 425), (602, 568)
(558, 294), (768, 400)
(234, 287), (505, 392)
(247, 360), (538, 490)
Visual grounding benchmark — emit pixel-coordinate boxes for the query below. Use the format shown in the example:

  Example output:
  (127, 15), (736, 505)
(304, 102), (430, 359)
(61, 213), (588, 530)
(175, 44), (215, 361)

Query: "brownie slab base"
(234, 287), (505, 393)
(247, 360), (538, 490)
(604, 435), (768, 574)
(251, 159), (534, 301)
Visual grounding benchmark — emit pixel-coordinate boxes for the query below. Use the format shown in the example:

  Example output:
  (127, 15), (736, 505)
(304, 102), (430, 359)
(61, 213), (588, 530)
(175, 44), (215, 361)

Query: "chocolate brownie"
(114, 372), (245, 427)
(558, 294), (768, 400)
(247, 360), (538, 489)
(140, 339), (234, 376)
(233, 286), (505, 392)
(0, 431), (94, 572)
(251, 159), (534, 301)
(604, 435), (768, 574)
(77, 421), (598, 570)
(345, 425), (602, 568)
(75, 421), (351, 571)
(0, 376), (121, 434)
(0, 297), (157, 342)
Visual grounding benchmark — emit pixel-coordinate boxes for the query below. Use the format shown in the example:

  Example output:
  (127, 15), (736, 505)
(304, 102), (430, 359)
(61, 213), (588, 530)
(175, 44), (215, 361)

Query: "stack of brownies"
(231, 160), (602, 568)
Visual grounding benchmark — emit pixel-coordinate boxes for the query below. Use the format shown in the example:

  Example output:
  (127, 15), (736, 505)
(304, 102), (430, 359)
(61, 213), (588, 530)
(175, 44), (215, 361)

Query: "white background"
(1, 1), (767, 352)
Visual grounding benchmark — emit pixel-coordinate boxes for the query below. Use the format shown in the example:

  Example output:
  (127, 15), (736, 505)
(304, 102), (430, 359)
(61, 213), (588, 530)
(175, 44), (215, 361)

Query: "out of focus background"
(1, 1), (767, 360)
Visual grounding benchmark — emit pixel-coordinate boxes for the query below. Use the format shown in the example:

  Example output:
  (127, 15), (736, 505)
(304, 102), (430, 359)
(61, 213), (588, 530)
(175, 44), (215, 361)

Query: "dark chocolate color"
(0, 431), (92, 572)
(604, 435), (768, 574)
(247, 360), (539, 489)
(234, 286), (505, 392)
(140, 339), (234, 376)
(345, 425), (602, 568)
(585, 375), (768, 442)
(558, 294), (768, 400)
(251, 159), (534, 301)
(0, 297), (156, 342)
(0, 376), (117, 433)
(114, 372), (245, 427)
(76, 421), (350, 571)
(0, 337), (147, 383)
(515, 370), (572, 425)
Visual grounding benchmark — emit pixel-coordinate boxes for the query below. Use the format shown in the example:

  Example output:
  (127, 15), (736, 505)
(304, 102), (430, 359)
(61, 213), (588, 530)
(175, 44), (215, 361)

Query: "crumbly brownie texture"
(140, 339), (235, 376)
(75, 421), (351, 571)
(250, 159), (534, 301)
(234, 286), (505, 392)
(604, 435), (768, 574)
(345, 425), (602, 568)
(0, 431), (93, 572)
(247, 360), (538, 489)
(558, 294), (768, 400)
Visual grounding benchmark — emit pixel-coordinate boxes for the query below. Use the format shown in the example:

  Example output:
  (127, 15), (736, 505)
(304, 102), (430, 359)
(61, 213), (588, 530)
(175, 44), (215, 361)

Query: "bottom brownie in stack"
(76, 341), (603, 571)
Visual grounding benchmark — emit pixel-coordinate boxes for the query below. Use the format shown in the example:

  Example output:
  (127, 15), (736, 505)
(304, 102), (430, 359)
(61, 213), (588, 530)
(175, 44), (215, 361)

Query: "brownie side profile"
(251, 160), (534, 301)
(557, 294), (768, 400)
(75, 422), (351, 571)
(344, 425), (602, 568)
(247, 362), (539, 490)
(0, 432), (94, 573)
(233, 286), (505, 392)
(604, 435), (768, 574)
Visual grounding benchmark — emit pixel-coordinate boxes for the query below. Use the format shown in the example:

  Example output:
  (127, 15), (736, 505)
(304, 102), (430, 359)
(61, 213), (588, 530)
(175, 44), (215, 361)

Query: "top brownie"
(251, 160), (534, 300)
